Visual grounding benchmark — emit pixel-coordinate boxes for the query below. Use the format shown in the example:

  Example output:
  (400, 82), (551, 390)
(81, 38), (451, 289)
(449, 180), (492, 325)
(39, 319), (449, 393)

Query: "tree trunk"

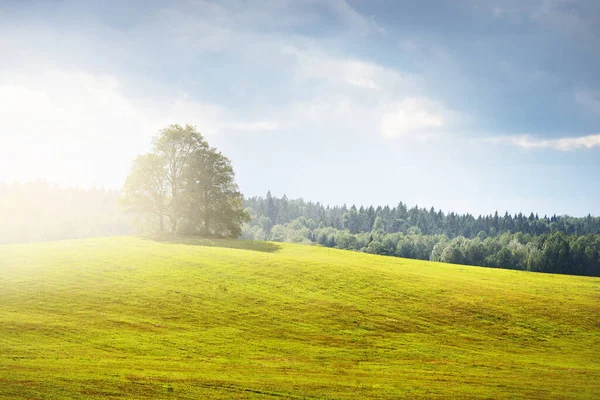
(171, 167), (178, 234)
(204, 191), (210, 235)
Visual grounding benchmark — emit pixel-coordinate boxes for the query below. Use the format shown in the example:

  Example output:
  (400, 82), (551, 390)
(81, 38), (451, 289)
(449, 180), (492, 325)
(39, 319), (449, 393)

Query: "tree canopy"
(121, 124), (248, 237)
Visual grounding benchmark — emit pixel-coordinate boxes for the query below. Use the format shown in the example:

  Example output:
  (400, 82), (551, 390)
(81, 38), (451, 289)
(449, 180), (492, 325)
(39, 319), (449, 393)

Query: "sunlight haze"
(1, 0), (599, 216)
(2, 2), (600, 398)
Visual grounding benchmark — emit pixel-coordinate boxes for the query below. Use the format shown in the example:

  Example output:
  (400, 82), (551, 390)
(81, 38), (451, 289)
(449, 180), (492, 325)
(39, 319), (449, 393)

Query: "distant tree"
(365, 239), (386, 255)
(440, 237), (467, 265)
(265, 191), (276, 230)
(407, 226), (422, 235)
(276, 194), (290, 224)
(540, 231), (571, 274)
(343, 206), (360, 233)
(372, 216), (384, 232)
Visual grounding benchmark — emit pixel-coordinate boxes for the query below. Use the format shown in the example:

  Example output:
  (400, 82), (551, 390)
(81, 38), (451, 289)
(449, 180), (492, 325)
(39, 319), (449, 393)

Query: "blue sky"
(0, 0), (599, 216)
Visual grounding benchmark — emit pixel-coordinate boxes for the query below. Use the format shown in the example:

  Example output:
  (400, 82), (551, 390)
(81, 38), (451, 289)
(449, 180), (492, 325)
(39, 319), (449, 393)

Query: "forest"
(0, 181), (130, 244)
(242, 192), (600, 277)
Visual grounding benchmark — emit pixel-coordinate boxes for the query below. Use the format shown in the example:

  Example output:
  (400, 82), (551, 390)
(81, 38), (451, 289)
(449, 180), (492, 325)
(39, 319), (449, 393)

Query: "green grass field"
(0, 237), (599, 399)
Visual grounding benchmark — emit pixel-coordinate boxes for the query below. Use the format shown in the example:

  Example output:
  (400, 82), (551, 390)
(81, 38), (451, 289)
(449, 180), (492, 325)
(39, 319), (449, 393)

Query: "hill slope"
(0, 237), (598, 399)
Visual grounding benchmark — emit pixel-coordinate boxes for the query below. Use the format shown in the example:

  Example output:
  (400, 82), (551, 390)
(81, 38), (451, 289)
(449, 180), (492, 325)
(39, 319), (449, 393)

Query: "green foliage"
(245, 194), (600, 239)
(243, 193), (600, 277)
(242, 215), (600, 276)
(121, 124), (248, 237)
(1, 237), (599, 399)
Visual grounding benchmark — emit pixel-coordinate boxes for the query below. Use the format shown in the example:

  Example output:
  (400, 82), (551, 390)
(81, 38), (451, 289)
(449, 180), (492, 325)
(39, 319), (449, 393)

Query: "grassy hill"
(0, 237), (598, 399)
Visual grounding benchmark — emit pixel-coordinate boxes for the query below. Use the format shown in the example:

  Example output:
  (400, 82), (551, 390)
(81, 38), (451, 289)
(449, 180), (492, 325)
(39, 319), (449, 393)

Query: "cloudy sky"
(1, 0), (599, 216)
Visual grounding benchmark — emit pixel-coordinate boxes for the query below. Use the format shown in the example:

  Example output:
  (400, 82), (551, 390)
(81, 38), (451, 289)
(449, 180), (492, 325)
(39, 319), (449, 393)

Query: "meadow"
(0, 237), (598, 399)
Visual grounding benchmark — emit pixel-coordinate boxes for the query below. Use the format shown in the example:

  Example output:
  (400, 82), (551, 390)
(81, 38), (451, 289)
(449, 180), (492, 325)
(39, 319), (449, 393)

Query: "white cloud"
(282, 46), (412, 91)
(225, 121), (279, 132)
(279, 94), (461, 143)
(0, 68), (225, 138)
(0, 68), (274, 186)
(276, 46), (462, 140)
(498, 133), (600, 150)
(286, 95), (377, 130)
(381, 98), (455, 138)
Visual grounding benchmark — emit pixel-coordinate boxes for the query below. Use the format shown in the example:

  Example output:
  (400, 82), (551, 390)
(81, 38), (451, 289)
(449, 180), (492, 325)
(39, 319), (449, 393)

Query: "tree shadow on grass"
(145, 235), (281, 253)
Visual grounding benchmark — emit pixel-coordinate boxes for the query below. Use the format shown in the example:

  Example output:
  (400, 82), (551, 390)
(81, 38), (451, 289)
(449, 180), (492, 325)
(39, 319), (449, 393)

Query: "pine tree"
(265, 191), (277, 229)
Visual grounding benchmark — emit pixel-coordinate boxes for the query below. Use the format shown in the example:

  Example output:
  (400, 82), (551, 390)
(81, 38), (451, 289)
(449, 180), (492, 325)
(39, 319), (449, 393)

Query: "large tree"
(121, 124), (249, 237)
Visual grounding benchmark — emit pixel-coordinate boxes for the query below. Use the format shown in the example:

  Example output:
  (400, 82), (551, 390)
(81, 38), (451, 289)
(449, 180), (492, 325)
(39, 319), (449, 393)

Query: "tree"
(265, 191), (276, 231)
(540, 231), (571, 274)
(152, 124), (209, 232)
(276, 194), (290, 224)
(182, 146), (249, 237)
(121, 124), (249, 237)
(343, 206), (360, 233)
(121, 154), (168, 232)
(372, 216), (384, 232)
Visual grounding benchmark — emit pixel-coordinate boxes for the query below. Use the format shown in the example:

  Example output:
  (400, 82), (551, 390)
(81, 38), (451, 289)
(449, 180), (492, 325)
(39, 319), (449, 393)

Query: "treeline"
(242, 193), (600, 276)
(245, 192), (600, 238)
(0, 181), (131, 244)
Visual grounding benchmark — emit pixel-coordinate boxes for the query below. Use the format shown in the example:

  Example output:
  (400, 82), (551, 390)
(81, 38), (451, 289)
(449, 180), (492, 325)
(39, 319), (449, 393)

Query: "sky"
(1, 0), (599, 217)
